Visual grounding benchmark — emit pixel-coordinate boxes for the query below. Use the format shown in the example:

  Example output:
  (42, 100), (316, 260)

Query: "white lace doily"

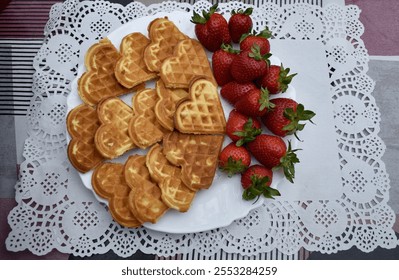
(6, 0), (398, 257)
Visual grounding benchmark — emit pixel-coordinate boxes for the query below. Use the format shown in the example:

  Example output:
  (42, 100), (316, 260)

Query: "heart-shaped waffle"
(67, 104), (104, 173)
(144, 17), (188, 73)
(163, 131), (224, 191)
(154, 79), (188, 131)
(92, 162), (141, 228)
(78, 38), (131, 106)
(160, 38), (216, 89)
(146, 144), (196, 212)
(128, 88), (167, 149)
(115, 32), (157, 88)
(95, 97), (136, 159)
(124, 155), (168, 224)
(175, 78), (226, 134)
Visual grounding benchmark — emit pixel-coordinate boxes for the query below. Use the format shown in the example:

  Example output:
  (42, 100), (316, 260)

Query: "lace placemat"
(6, 0), (398, 257)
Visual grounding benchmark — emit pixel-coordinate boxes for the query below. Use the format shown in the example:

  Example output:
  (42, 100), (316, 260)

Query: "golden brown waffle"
(163, 131), (224, 190)
(175, 78), (226, 134)
(78, 38), (131, 106)
(92, 162), (141, 228)
(128, 88), (167, 149)
(115, 32), (157, 88)
(124, 155), (168, 224)
(67, 104), (104, 173)
(155, 79), (188, 131)
(146, 144), (196, 212)
(160, 38), (216, 89)
(144, 18), (188, 73)
(95, 97), (136, 159)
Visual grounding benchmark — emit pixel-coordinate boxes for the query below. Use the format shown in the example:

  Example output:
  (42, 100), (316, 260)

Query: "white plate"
(66, 11), (296, 234)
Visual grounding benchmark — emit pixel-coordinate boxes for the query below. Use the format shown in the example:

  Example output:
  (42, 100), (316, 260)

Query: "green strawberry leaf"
(277, 141), (301, 183)
(242, 175), (280, 201)
(258, 87), (275, 112)
(220, 156), (248, 177)
(233, 118), (262, 146)
(278, 64), (297, 93)
(191, 3), (218, 23)
(221, 43), (240, 54)
(282, 103), (316, 139)
(232, 7), (253, 16)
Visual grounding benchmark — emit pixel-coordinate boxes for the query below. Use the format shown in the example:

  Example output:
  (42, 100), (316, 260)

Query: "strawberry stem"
(278, 64), (297, 93)
(231, 7), (253, 16)
(275, 141), (301, 183)
(282, 103), (316, 139)
(191, 3), (218, 24)
(242, 175), (280, 201)
(220, 156), (248, 177)
(240, 27), (272, 42)
(233, 118), (262, 146)
(221, 43), (240, 54)
(258, 87), (275, 112)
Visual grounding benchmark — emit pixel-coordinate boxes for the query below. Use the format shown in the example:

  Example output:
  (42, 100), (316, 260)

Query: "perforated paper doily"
(6, 0), (398, 257)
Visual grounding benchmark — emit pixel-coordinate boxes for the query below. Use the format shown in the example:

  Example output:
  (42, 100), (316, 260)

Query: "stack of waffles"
(66, 17), (226, 227)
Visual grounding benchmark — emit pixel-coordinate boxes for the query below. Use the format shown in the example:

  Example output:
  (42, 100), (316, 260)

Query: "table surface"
(0, 0), (398, 260)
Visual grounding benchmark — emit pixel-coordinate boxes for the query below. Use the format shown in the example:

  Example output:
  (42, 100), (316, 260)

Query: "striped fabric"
(0, 39), (42, 116)
(157, 248), (310, 260)
(179, 0), (325, 6)
(0, 1), (61, 116)
(0, 0), (60, 38)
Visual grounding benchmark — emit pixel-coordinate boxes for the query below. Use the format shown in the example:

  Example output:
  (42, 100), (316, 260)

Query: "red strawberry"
(241, 165), (280, 201)
(240, 28), (272, 55)
(226, 109), (262, 146)
(191, 4), (231, 52)
(228, 8), (253, 43)
(247, 134), (300, 183)
(259, 64), (296, 94)
(234, 87), (275, 118)
(261, 98), (316, 138)
(212, 44), (240, 86)
(230, 44), (271, 83)
(219, 142), (251, 177)
(220, 81), (257, 105)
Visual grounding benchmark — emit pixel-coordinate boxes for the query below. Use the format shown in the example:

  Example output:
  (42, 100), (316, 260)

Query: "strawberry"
(234, 87), (275, 118)
(191, 4), (231, 52)
(219, 142), (251, 177)
(230, 44), (271, 83)
(259, 64), (296, 94)
(220, 81), (257, 105)
(212, 44), (240, 86)
(240, 27), (272, 55)
(261, 98), (316, 138)
(228, 8), (253, 43)
(247, 134), (300, 183)
(241, 165), (280, 201)
(226, 109), (262, 146)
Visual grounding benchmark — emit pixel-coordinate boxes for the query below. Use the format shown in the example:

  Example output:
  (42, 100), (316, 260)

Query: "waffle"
(175, 78), (226, 134)
(95, 97), (136, 159)
(160, 38), (216, 89)
(78, 38), (131, 106)
(115, 32), (157, 88)
(92, 162), (141, 228)
(144, 17), (188, 73)
(124, 155), (168, 224)
(67, 104), (104, 173)
(146, 144), (196, 212)
(155, 79), (188, 131)
(163, 131), (224, 190)
(128, 88), (167, 149)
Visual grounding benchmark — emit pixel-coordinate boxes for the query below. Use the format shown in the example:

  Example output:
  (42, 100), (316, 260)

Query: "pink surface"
(0, 199), (68, 260)
(346, 0), (399, 56)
